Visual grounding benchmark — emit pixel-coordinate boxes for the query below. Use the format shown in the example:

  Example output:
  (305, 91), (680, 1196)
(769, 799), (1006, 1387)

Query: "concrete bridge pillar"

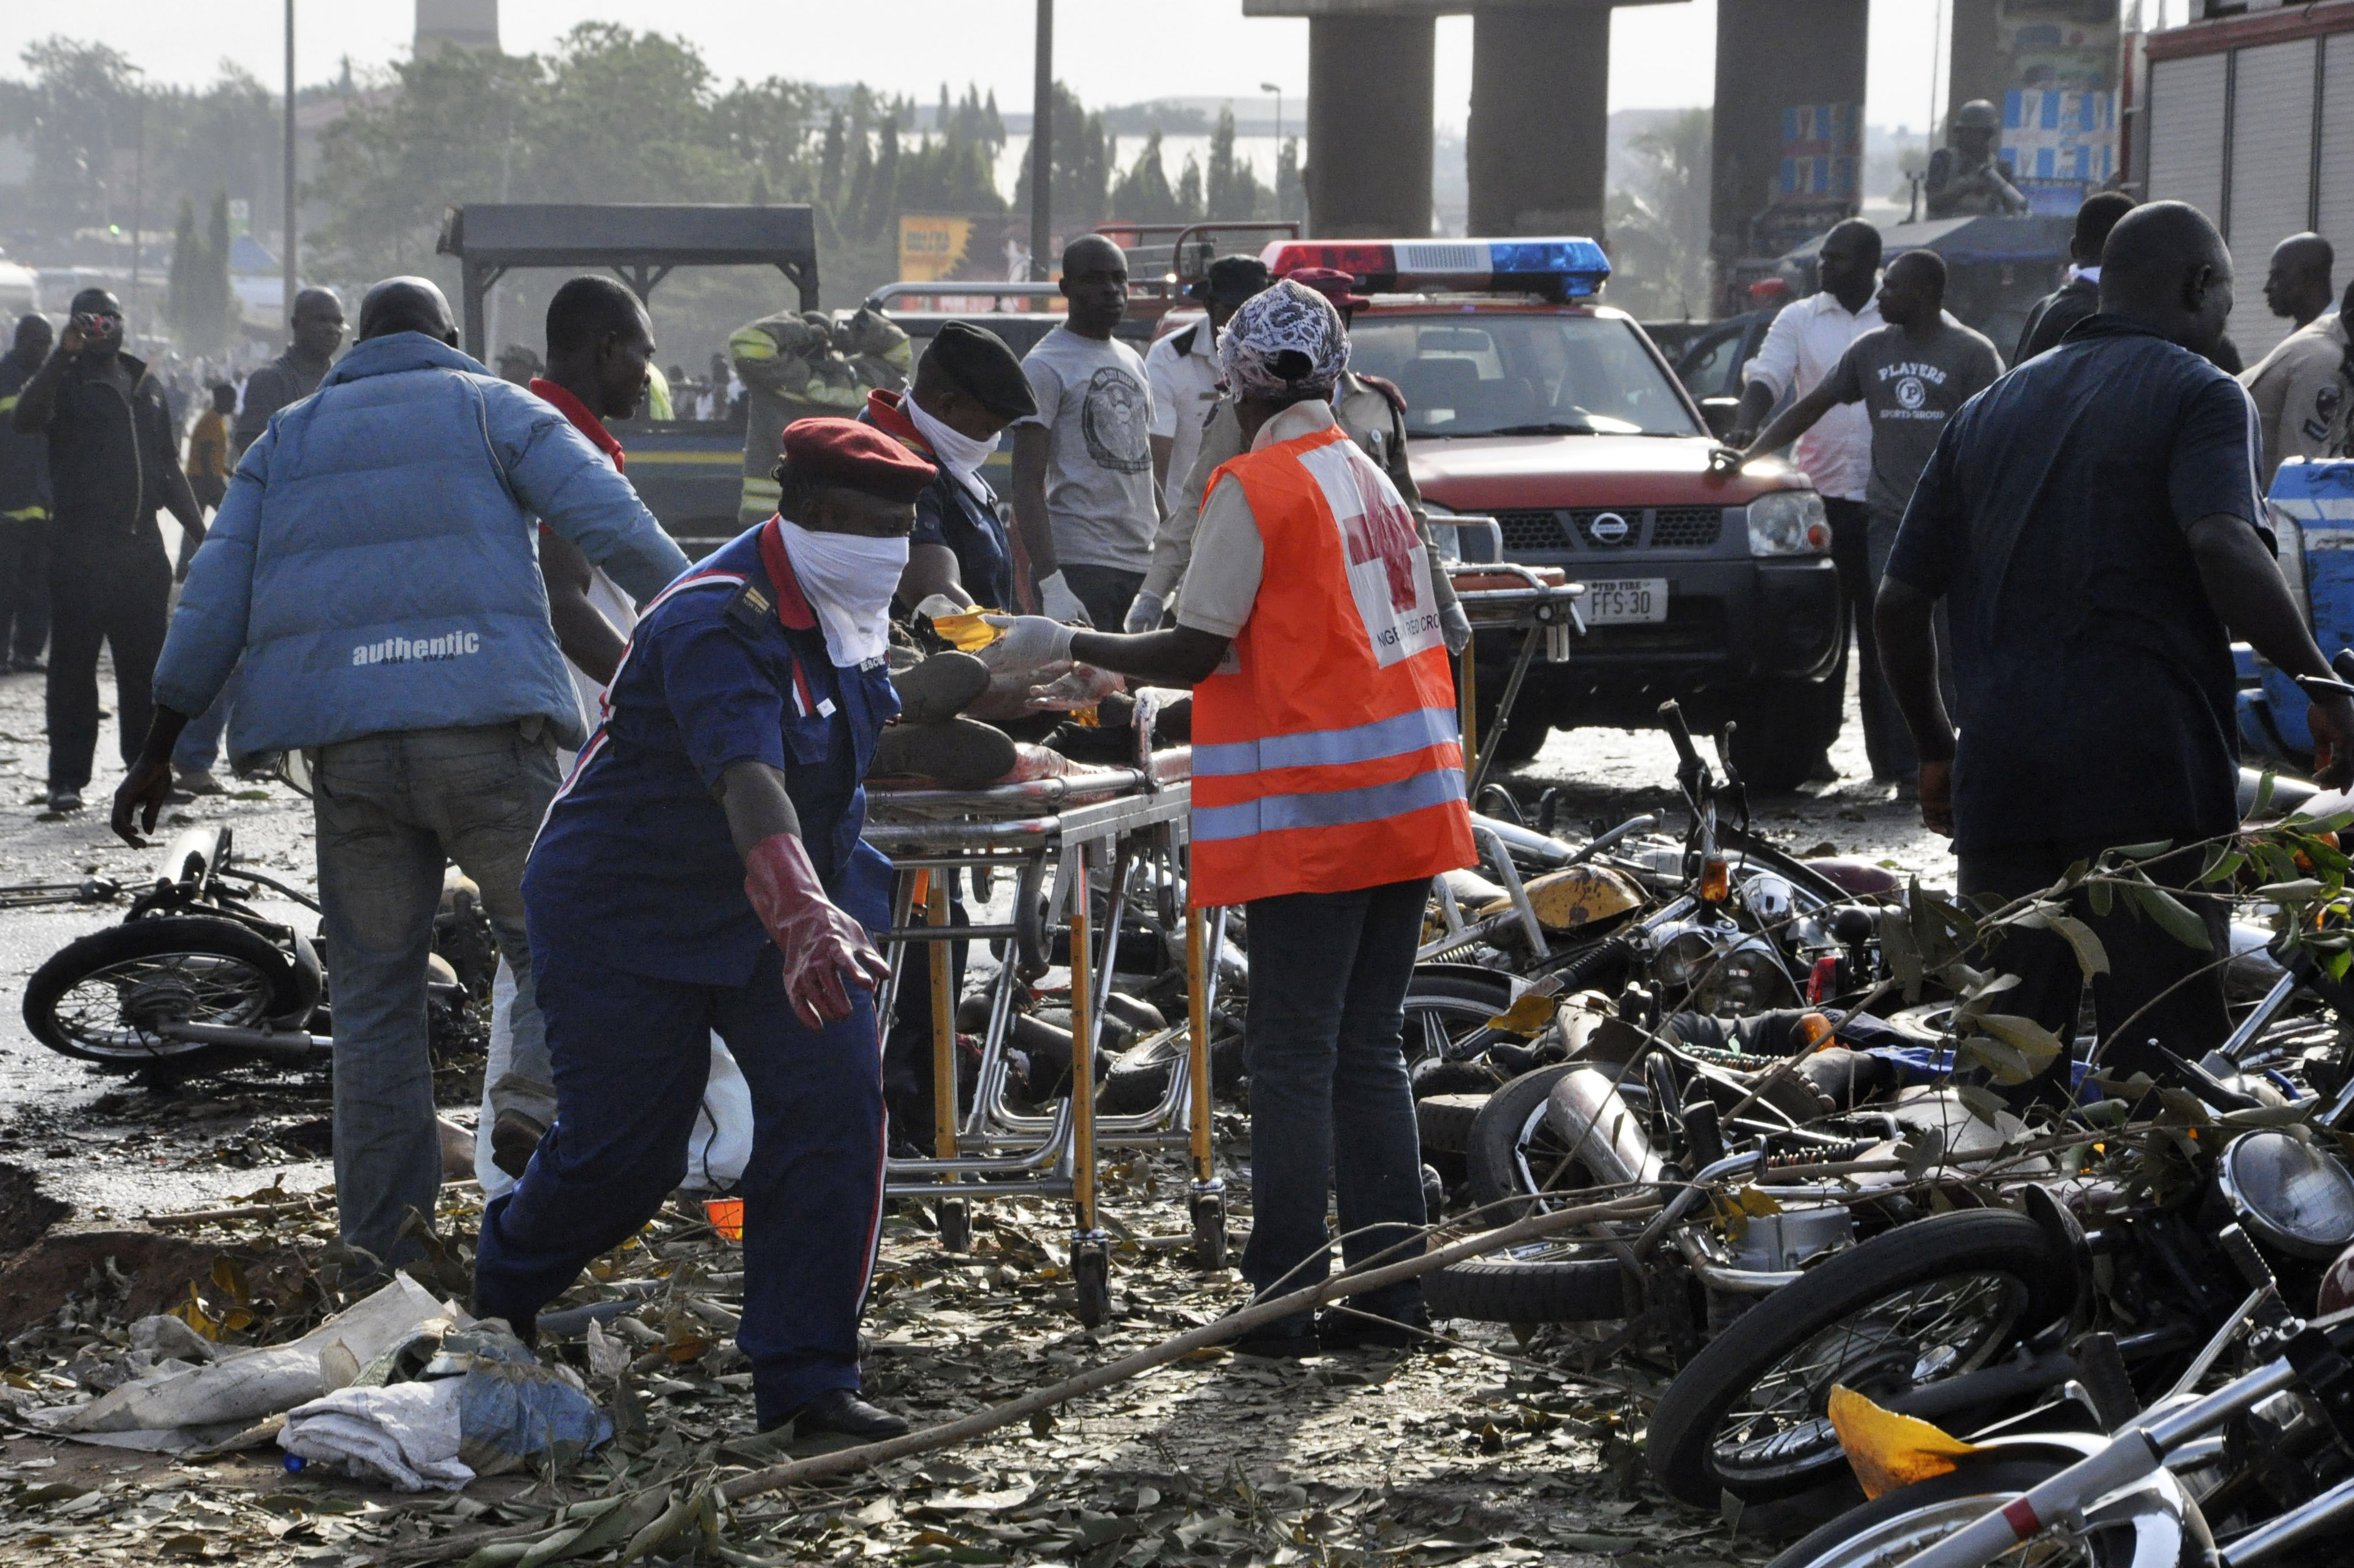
(1304, 13), (1438, 237)
(1467, 4), (1612, 236)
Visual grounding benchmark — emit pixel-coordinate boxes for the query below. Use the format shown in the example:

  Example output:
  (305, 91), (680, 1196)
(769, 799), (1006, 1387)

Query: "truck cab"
(1260, 239), (1842, 789)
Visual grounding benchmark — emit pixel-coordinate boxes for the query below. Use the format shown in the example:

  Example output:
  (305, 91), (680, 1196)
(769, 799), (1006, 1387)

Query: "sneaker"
(868, 718), (1017, 789)
(9, 656), (42, 674)
(42, 789), (82, 816)
(173, 768), (226, 796)
(1806, 752), (1841, 784)
(760, 1387), (911, 1439)
(490, 1109), (547, 1179)
(1317, 1304), (1438, 1353)
(892, 650), (990, 726)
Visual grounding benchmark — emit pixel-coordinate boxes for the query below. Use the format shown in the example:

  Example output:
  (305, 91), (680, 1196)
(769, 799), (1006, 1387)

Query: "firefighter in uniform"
(1132, 268), (1469, 656)
(730, 307), (912, 525)
(982, 280), (1476, 1353)
(473, 418), (932, 1440)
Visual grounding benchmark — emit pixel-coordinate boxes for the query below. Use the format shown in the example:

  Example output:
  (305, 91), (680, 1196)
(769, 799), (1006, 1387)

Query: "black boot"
(763, 1387), (911, 1439)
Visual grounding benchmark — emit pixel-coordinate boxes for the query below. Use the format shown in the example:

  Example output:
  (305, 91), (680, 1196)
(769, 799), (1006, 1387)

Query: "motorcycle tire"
(1646, 1209), (2075, 1509)
(25, 916), (320, 1069)
(1464, 1063), (1583, 1226)
(1098, 1025), (1243, 1114)
(1424, 1240), (1634, 1325)
(1401, 971), (1518, 1070)
(1412, 1055), (1503, 1098)
(1415, 1092), (1489, 1156)
(1761, 1459), (2209, 1568)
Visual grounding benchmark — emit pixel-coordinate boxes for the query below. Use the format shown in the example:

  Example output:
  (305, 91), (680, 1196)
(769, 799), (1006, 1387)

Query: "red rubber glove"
(744, 833), (892, 1029)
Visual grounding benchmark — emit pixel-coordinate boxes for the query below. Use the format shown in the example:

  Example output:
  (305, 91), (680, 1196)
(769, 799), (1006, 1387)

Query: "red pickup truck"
(1260, 239), (1843, 791)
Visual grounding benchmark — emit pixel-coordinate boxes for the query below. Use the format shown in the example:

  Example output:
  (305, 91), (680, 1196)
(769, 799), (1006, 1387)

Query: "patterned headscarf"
(1217, 277), (1350, 400)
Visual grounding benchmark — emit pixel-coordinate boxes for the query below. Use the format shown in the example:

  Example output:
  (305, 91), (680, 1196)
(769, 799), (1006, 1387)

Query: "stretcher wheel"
(1072, 1241), (1111, 1327)
(937, 1197), (970, 1253)
(1190, 1192), (1226, 1271)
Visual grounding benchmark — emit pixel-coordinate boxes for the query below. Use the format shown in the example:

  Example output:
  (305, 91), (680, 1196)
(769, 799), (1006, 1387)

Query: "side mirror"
(1700, 397), (1741, 441)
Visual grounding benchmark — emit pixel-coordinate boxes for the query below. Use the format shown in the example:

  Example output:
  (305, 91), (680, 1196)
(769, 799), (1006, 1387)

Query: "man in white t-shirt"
(1145, 255), (1269, 527)
(1010, 235), (1158, 629)
(1729, 219), (1884, 783)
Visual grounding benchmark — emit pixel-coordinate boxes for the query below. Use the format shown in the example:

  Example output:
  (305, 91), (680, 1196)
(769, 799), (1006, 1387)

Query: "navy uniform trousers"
(474, 942), (884, 1425)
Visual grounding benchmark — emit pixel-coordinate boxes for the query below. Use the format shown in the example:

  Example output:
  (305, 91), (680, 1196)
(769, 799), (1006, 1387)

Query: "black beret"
(1187, 254), (1273, 307)
(923, 321), (1037, 421)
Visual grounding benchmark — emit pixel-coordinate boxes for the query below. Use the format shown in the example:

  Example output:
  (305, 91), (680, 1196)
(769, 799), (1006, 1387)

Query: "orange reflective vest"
(1189, 422), (1476, 907)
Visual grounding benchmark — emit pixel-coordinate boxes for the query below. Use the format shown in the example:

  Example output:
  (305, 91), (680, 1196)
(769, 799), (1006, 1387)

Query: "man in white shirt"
(1146, 255), (1269, 526)
(1010, 235), (1158, 629)
(2242, 277), (2353, 490)
(1730, 219), (1884, 783)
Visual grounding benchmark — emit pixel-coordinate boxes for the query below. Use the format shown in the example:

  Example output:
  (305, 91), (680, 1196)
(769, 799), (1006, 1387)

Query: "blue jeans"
(312, 723), (558, 1269)
(172, 664), (237, 774)
(475, 943), (886, 1426)
(1240, 876), (1431, 1334)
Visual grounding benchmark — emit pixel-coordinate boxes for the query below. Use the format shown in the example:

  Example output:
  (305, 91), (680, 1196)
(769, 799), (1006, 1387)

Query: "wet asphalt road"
(0, 653), (1952, 1230)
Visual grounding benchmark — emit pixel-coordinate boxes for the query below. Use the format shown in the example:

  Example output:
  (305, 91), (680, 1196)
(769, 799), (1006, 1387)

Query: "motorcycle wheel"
(1761, 1459), (2209, 1568)
(1098, 1024), (1244, 1114)
(1400, 971), (1518, 1070)
(1464, 1063), (1587, 1225)
(1424, 1234), (1634, 1325)
(24, 917), (320, 1068)
(1646, 1209), (2075, 1509)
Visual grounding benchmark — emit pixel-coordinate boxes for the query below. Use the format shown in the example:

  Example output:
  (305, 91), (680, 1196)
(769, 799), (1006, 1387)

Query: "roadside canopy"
(435, 204), (819, 359)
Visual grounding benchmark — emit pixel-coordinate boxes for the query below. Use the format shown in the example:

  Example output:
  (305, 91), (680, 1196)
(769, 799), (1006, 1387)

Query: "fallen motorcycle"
(22, 824), (489, 1074)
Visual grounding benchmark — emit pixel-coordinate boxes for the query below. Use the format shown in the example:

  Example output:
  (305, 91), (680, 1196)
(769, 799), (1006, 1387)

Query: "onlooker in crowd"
(9, 289), (207, 816)
(731, 307), (911, 524)
(185, 383), (234, 520)
(232, 288), (345, 461)
(1011, 235), (1158, 628)
(472, 273), (666, 1185)
(0, 315), (54, 675)
(982, 279), (1475, 1353)
(2263, 232), (2336, 333)
(1729, 251), (2002, 785)
(169, 381), (245, 797)
(1876, 201), (2354, 1103)
(2015, 191), (2135, 363)
(110, 276), (690, 1277)
(2241, 273), (2354, 490)
(1146, 256), (1268, 531)
(1137, 266), (1468, 653)
(1730, 219), (1885, 781)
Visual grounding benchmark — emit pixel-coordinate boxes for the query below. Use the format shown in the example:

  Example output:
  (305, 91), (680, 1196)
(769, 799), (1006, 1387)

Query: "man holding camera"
(9, 289), (206, 815)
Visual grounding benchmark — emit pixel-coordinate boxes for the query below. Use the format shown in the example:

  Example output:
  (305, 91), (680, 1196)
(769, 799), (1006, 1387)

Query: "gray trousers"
(313, 723), (559, 1270)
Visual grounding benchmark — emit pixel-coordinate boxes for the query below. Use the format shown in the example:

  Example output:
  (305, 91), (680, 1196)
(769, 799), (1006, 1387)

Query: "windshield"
(1347, 312), (1701, 439)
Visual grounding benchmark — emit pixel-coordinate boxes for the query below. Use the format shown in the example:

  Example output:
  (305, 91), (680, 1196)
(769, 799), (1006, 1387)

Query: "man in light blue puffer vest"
(110, 277), (692, 1276)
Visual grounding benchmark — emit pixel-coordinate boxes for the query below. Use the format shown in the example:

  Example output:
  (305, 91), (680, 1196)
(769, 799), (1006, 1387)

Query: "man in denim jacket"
(112, 277), (690, 1276)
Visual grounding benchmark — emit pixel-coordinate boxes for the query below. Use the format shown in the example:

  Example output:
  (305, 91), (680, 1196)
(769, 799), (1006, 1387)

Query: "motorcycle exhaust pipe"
(156, 1021), (332, 1062)
(1544, 1066), (1666, 1188)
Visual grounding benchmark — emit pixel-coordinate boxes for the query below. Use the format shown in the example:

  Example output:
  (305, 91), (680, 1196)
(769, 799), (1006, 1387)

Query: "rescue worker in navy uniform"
(473, 418), (933, 1441)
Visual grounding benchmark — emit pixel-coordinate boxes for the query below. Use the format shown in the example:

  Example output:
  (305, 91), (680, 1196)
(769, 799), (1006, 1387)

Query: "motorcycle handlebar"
(1657, 700), (1702, 772)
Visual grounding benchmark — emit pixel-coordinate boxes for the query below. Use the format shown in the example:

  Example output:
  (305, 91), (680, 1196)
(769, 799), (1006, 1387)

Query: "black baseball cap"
(1186, 255), (1273, 308)
(923, 321), (1037, 422)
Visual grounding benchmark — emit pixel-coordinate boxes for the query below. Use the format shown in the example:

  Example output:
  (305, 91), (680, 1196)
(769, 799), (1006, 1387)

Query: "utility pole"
(1030, 0), (1053, 282)
(284, 0), (298, 331)
(130, 90), (145, 329)
(1260, 82), (1283, 219)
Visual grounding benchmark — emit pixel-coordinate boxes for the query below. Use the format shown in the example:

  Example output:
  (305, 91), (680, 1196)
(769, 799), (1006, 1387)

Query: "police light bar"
(1259, 237), (1611, 298)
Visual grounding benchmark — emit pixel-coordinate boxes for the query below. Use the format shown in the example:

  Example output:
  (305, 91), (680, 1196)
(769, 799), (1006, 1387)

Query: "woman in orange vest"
(985, 279), (1476, 1355)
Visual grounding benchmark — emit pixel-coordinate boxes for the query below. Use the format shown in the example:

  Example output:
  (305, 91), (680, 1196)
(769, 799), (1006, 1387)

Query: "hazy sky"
(0, 0), (2065, 136)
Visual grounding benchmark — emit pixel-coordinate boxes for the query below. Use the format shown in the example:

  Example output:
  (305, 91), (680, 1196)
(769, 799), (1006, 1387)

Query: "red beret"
(779, 417), (936, 502)
(1280, 265), (1372, 311)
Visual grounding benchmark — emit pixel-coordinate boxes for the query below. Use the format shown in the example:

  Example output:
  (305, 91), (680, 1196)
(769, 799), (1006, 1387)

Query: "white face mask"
(904, 394), (998, 495)
(775, 517), (908, 670)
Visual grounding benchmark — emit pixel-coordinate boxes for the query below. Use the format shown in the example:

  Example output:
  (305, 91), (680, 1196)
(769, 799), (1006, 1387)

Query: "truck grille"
(1483, 507), (1727, 553)
(1649, 507), (1724, 549)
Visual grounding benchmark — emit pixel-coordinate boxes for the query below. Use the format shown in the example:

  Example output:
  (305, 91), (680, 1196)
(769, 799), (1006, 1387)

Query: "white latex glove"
(1036, 570), (1091, 624)
(979, 614), (1078, 669)
(1122, 590), (1165, 635)
(1028, 664), (1125, 712)
(1440, 601), (1473, 656)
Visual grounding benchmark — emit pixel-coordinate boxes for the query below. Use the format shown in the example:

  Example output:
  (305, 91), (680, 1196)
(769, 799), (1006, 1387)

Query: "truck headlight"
(1746, 490), (1831, 557)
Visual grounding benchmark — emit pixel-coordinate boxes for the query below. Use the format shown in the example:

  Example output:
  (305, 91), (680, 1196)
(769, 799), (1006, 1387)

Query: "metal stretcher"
(863, 741), (1224, 1327)
(1436, 517), (1586, 796)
